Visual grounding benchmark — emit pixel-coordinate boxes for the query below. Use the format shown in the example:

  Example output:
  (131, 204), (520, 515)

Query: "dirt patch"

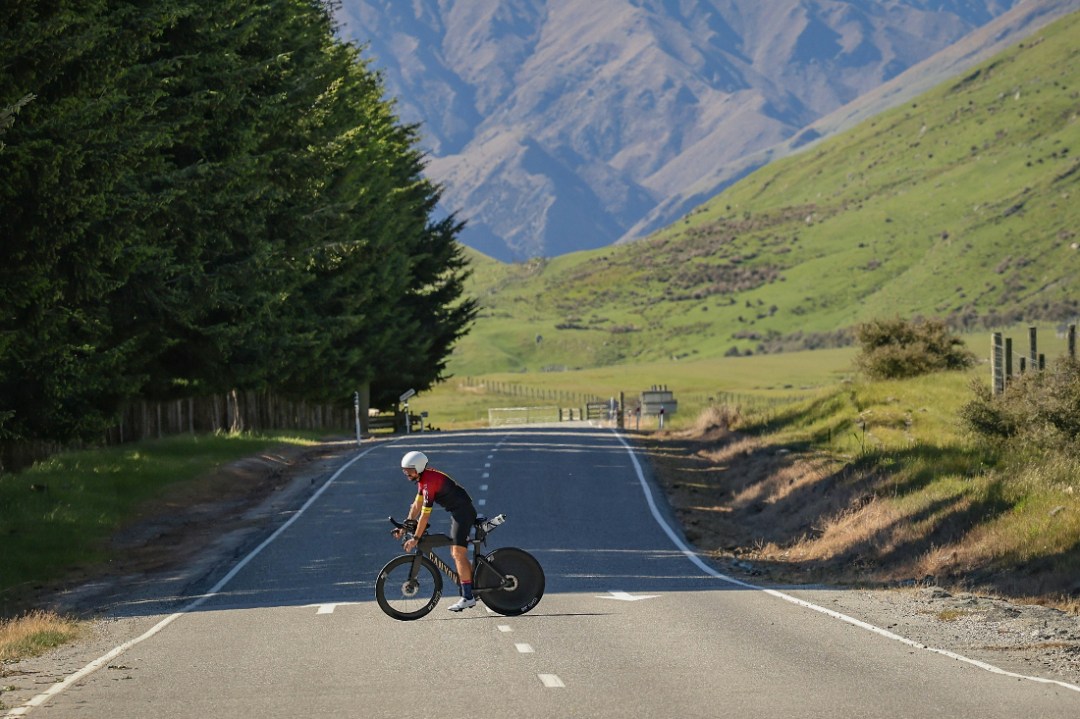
(105, 448), (320, 572)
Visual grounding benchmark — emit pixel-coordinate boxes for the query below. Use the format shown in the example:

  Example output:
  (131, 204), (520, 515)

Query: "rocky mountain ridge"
(334, 0), (1078, 261)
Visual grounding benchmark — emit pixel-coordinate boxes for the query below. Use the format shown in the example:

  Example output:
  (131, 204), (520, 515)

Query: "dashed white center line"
(308, 602), (361, 614)
(484, 445), (557, 688)
(538, 674), (565, 688)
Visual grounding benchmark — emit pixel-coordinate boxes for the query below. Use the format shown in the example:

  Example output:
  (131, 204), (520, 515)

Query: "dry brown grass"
(636, 405), (1080, 610)
(0, 610), (84, 663)
(690, 405), (741, 435)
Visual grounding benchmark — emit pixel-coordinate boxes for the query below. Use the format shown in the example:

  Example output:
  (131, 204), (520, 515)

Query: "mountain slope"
(624, 0), (1080, 246)
(451, 10), (1080, 376)
(332, 0), (1074, 261)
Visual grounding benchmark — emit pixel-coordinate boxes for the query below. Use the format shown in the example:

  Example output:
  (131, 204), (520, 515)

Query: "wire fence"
(991, 324), (1077, 395)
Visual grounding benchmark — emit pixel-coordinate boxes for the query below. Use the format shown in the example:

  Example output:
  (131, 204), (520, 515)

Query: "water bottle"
(481, 514), (506, 532)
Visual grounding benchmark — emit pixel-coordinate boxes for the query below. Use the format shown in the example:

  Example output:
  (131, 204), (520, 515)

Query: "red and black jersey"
(416, 467), (474, 516)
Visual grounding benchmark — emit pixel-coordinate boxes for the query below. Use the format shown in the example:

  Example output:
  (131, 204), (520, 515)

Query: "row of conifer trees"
(0, 1), (476, 461)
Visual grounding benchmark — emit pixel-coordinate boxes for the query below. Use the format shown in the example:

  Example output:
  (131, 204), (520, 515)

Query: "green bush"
(960, 356), (1080, 451)
(854, 317), (976, 380)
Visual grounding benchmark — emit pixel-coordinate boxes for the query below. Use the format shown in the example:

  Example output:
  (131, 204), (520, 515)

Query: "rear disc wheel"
(475, 547), (544, 616)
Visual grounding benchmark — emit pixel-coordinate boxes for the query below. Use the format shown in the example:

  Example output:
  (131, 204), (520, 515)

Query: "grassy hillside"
(452, 11), (1080, 377)
(640, 365), (1080, 606)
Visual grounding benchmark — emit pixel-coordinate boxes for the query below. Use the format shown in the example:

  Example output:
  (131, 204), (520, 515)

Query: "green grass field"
(412, 347), (856, 428)
(419, 322), (1074, 430)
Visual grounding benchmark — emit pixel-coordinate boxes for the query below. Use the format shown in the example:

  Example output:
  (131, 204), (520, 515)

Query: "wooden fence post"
(1069, 324), (1077, 359)
(991, 332), (1004, 395)
(1029, 326), (1038, 369)
(1004, 337), (1013, 385)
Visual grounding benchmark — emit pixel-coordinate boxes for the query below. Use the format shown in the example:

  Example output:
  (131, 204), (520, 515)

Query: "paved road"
(12, 427), (1080, 718)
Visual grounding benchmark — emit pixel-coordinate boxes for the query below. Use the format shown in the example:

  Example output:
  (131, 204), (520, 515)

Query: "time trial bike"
(375, 514), (544, 621)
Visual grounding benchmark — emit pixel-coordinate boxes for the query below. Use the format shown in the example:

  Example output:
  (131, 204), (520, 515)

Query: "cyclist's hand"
(391, 528), (404, 539)
(404, 537), (418, 552)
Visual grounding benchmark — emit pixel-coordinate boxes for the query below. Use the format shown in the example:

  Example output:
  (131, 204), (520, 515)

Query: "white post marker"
(353, 391), (361, 446)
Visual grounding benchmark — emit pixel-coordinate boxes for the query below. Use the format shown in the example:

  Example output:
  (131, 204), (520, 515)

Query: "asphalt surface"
(9, 426), (1080, 718)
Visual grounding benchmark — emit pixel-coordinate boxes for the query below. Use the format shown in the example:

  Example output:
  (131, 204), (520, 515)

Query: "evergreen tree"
(1, 1), (476, 445)
(0, 1), (177, 440)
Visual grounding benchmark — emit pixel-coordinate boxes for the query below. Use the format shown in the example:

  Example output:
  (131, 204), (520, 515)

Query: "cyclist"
(394, 451), (479, 611)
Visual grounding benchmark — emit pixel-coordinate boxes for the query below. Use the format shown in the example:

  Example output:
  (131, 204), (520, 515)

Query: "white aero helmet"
(401, 451), (429, 474)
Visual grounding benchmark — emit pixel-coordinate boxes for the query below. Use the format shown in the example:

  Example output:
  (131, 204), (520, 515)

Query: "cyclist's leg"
(447, 508), (479, 611)
(449, 508), (477, 583)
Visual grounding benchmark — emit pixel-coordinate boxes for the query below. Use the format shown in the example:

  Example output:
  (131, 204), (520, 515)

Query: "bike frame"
(411, 532), (509, 594)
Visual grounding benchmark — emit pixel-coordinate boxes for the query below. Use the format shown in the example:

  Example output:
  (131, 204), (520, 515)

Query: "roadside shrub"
(957, 379), (1017, 439)
(854, 317), (976, 380)
(960, 356), (1080, 451)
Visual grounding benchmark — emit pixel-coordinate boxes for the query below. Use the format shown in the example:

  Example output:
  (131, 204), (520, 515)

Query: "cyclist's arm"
(406, 493), (423, 522)
(413, 501), (433, 539)
(397, 495), (423, 540)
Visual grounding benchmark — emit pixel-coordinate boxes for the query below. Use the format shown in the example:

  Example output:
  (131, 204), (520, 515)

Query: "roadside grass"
(0, 432), (322, 613)
(934, 608), (972, 622)
(0, 610), (85, 709)
(723, 367), (1080, 608)
(0, 611), (84, 663)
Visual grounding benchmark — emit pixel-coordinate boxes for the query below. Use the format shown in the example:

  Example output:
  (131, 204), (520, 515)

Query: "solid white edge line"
(5, 440), (396, 718)
(611, 429), (1080, 695)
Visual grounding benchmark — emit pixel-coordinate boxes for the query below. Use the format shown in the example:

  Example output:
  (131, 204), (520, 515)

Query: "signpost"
(400, 389), (416, 434)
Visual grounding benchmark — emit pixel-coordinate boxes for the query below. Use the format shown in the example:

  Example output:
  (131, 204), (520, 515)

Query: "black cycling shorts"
(449, 506), (478, 547)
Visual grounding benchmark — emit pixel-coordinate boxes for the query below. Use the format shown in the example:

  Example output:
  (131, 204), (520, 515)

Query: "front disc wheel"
(375, 555), (442, 620)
